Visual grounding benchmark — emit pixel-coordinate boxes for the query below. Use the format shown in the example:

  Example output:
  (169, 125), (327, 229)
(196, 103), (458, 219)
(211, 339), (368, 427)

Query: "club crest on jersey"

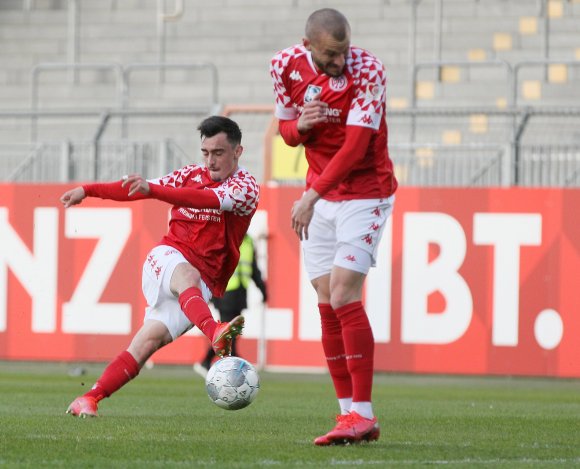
(365, 83), (383, 101)
(304, 84), (322, 103)
(329, 75), (347, 92)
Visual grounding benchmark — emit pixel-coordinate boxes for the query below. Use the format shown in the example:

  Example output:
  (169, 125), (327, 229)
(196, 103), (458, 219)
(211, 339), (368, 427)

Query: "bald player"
(270, 8), (397, 446)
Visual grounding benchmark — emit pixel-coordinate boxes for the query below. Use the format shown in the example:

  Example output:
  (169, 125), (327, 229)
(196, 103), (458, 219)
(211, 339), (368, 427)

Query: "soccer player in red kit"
(60, 116), (259, 417)
(270, 9), (397, 445)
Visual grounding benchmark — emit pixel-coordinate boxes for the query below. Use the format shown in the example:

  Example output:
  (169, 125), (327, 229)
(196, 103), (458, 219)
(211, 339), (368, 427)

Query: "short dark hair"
(305, 8), (350, 42)
(198, 116), (242, 147)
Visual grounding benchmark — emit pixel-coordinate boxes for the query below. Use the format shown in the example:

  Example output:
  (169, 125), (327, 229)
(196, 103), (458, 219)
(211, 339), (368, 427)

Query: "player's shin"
(84, 350), (140, 401)
(335, 301), (375, 418)
(320, 303), (352, 413)
(179, 286), (217, 339)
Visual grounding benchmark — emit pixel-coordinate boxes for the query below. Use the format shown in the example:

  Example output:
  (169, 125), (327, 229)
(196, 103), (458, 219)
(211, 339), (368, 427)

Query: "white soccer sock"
(351, 401), (373, 419)
(338, 397), (353, 415)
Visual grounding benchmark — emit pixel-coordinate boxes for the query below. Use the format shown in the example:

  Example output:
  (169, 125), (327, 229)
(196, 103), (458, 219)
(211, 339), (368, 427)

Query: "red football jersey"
(270, 44), (397, 200)
(149, 164), (259, 297)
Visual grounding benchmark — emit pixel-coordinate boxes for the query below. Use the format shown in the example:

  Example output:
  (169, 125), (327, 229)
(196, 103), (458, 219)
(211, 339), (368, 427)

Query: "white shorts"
(142, 245), (212, 340)
(302, 196), (395, 280)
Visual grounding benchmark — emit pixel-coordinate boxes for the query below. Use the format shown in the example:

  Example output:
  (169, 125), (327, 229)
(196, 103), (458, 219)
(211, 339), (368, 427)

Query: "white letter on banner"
(299, 246), (320, 341)
(401, 212), (472, 344)
(62, 208), (132, 334)
(0, 208), (58, 333)
(365, 216), (392, 343)
(473, 213), (542, 346)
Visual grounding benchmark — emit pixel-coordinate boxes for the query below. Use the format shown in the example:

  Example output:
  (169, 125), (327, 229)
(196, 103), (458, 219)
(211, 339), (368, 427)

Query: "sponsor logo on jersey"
(304, 84), (322, 103)
(329, 75), (347, 92)
(324, 108), (342, 117)
(289, 70), (303, 82)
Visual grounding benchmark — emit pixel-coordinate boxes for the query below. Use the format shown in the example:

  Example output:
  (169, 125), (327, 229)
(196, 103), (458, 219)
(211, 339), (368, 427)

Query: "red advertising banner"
(0, 184), (578, 377)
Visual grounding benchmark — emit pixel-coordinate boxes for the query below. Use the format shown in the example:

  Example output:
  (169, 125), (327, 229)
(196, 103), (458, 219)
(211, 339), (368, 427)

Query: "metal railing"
(513, 59), (580, 106)
(30, 63), (124, 141)
(157, 0), (185, 82)
(29, 61), (219, 142)
(3, 139), (192, 183)
(390, 142), (508, 187)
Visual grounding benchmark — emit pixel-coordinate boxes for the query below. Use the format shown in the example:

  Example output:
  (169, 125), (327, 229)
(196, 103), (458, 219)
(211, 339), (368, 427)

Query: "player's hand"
(122, 174), (150, 196)
(297, 93), (328, 133)
(291, 189), (320, 241)
(60, 186), (86, 208)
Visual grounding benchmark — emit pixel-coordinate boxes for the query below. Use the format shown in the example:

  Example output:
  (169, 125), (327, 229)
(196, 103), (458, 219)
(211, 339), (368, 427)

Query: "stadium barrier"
(0, 183), (578, 378)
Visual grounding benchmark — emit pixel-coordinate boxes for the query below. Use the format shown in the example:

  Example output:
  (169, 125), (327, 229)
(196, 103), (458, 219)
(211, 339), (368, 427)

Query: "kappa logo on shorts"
(304, 84), (322, 103)
(344, 255), (356, 262)
(147, 254), (163, 278)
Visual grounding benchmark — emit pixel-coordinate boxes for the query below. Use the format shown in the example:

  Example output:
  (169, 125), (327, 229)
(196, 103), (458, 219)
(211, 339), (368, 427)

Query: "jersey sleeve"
(211, 171), (259, 215)
(270, 46), (302, 121)
(147, 165), (197, 188)
(346, 50), (387, 130)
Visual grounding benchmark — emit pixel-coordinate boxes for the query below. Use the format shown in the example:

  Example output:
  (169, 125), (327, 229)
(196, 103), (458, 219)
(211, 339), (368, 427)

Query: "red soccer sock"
(84, 350), (140, 402)
(179, 286), (217, 339)
(335, 301), (374, 402)
(319, 303), (352, 399)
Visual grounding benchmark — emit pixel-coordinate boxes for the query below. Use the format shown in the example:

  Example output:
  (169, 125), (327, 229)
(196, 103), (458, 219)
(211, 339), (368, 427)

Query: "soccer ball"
(205, 356), (260, 410)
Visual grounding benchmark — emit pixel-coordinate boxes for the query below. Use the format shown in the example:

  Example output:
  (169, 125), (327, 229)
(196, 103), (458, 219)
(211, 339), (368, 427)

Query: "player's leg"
(218, 307), (243, 357)
(173, 263), (244, 357)
(317, 197), (394, 444)
(193, 302), (241, 377)
(303, 200), (353, 413)
(311, 274), (352, 414)
(302, 200), (359, 445)
(66, 320), (171, 418)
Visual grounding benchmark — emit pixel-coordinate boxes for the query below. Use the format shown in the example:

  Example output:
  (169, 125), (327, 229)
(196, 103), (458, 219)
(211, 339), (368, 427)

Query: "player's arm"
(121, 173), (221, 209)
(60, 174), (221, 210)
(290, 126), (372, 240)
(311, 125), (372, 196)
(60, 178), (147, 208)
(271, 51), (327, 147)
(278, 119), (309, 147)
(278, 93), (329, 147)
(149, 172), (258, 213)
(147, 183), (220, 209)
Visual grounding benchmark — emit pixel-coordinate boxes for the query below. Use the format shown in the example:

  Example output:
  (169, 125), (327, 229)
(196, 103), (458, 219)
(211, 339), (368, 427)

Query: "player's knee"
(170, 262), (203, 295)
(311, 275), (331, 303)
(329, 288), (358, 310)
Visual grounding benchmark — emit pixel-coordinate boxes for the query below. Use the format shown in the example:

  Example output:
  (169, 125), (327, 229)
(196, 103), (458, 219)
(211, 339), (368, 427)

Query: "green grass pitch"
(0, 361), (579, 468)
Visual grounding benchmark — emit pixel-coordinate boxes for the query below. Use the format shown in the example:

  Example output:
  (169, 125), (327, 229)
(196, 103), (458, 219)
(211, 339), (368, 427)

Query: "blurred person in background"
(60, 116), (259, 417)
(193, 233), (267, 378)
(270, 8), (397, 445)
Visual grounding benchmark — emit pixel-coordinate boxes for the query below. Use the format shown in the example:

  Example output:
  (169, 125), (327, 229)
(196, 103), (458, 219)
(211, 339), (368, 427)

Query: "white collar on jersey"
(305, 51), (319, 75)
